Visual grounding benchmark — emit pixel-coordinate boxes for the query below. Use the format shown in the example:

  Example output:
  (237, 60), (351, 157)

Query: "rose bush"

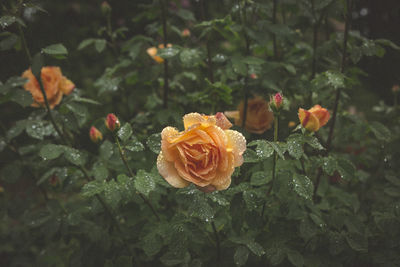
(157, 112), (246, 191)
(225, 96), (274, 134)
(22, 66), (75, 109)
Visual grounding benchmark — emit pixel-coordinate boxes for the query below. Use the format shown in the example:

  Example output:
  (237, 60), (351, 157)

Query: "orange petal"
(310, 105), (330, 127)
(59, 76), (75, 95)
(225, 129), (246, 167)
(298, 108), (320, 132)
(157, 152), (190, 188)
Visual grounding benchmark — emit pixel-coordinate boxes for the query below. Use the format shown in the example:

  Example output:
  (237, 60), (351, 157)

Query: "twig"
(272, 0), (278, 60)
(160, 0), (169, 108)
(200, 0), (214, 84)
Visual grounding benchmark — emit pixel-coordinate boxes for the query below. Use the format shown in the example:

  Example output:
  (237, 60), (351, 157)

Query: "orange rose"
(146, 43), (172, 64)
(157, 112), (246, 191)
(22, 66), (75, 109)
(225, 96), (274, 134)
(298, 105), (330, 132)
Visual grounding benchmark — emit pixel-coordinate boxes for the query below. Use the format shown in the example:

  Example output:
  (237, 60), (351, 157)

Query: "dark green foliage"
(0, 0), (400, 266)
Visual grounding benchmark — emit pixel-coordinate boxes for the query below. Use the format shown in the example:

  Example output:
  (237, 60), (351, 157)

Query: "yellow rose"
(298, 105), (330, 132)
(157, 112), (246, 191)
(225, 96), (274, 134)
(22, 66), (75, 109)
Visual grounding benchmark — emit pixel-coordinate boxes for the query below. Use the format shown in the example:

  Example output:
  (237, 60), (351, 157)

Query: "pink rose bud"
(392, 84), (400, 93)
(105, 113), (120, 132)
(270, 92), (283, 112)
(89, 126), (103, 143)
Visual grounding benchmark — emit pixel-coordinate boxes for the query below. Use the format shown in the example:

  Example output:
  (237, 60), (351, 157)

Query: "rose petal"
(157, 152), (190, 188)
(225, 129), (246, 167)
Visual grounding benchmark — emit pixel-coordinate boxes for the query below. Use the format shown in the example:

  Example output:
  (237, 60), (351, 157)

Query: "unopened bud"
(250, 73), (258, 79)
(105, 113), (120, 132)
(89, 126), (103, 143)
(270, 92), (283, 112)
(101, 1), (112, 16)
(181, 28), (191, 37)
(392, 84), (399, 93)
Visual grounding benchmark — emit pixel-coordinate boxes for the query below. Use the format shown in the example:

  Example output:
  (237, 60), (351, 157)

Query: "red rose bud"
(105, 113), (120, 132)
(89, 126), (103, 143)
(392, 84), (400, 93)
(181, 28), (191, 37)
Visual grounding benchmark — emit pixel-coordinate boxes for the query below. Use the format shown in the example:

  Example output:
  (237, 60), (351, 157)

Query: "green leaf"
(179, 48), (203, 67)
(81, 180), (106, 197)
(157, 47), (180, 59)
(303, 135), (324, 150)
(248, 140), (274, 160)
(345, 232), (368, 252)
(189, 194), (215, 221)
(385, 174), (400, 187)
(42, 43), (68, 56)
(64, 147), (87, 166)
(325, 71), (345, 89)
(243, 149), (260, 163)
(94, 39), (107, 53)
(0, 16), (17, 29)
(118, 123), (133, 142)
(134, 170), (156, 196)
(269, 141), (285, 159)
(40, 144), (64, 160)
(143, 232), (163, 257)
(147, 133), (161, 154)
(125, 138), (144, 152)
(287, 249), (304, 267)
(336, 158), (356, 181)
(25, 120), (55, 140)
(369, 121), (391, 141)
(77, 38), (95, 50)
(384, 187), (400, 197)
(250, 171), (272, 186)
(0, 34), (18, 51)
(103, 180), (122, 209)
(1, 161), (23, 183)
(292, 174), (313, 200)
(234, 246), (249, 266)
(10, 89), (33, 107)
(322, 156), (337, 176)
(287, 138), (303, 159)
(246, 241), (265, 257)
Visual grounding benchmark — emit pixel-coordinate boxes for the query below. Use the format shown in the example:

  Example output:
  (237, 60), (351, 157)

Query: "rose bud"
(270, 92), (283, 112)
(105, 113), (120, 132)
(250, 73), (258, 79)
(101, 1), (112, 16)
(298, 105), (330, 132)
(181, 28), (191, 37)
(89, 126), (103, 143)
(392, 84), (399, 93)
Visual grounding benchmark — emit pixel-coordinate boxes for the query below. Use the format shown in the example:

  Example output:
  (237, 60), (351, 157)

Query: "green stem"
(268, 115), (279, 195)
(17, 23), (31, 62)
(114, 134), (160, 221)
(160, 0), (169, 109)
(211, 221), (221, 261)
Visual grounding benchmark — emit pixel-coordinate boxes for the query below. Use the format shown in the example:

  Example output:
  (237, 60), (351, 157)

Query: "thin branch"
(160, 0), (169, 108)
(272, 0), (278, 60)
(211, 221), (221, 261)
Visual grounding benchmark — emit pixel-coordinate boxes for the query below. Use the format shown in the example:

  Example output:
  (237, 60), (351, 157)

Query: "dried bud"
(270, 92), (283, 112)
(49, 175), (60, 187)
(89, 126), (103, 143)
(181, 28), (191, 37)
(101, 1), (112, 16)
(105, 113), (120, 132)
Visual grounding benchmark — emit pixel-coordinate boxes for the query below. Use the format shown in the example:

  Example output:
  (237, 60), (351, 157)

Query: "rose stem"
(211, 221), (221, 261)
(239, 1), (251, 128)
(313, 0), (352, 201)
(272, 0), (278, 60)
(200, 0), (214, 84)
(160, 0), (169, 109)
(262, 114), (279, 217)
(113, 134), (160, 221)
(308, 0), (326, 105)
(17, 22), (133, 251)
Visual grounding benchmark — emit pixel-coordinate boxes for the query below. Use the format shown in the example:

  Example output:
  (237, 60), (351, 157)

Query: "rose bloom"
(22, 66), (75, 109)
(225, 96), (274, 134)
(298, 105), (330, 132)
(157, 112), (246, 191)
(147, 43), (172, 64)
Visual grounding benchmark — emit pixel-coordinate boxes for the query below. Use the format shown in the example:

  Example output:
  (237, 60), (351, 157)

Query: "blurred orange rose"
(22, 66), (75, 109)
(298, 105), (330, 132)
(157, 112), (246, 191)
(147, 43), (172, 64)
(225, 96), (274, 134)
